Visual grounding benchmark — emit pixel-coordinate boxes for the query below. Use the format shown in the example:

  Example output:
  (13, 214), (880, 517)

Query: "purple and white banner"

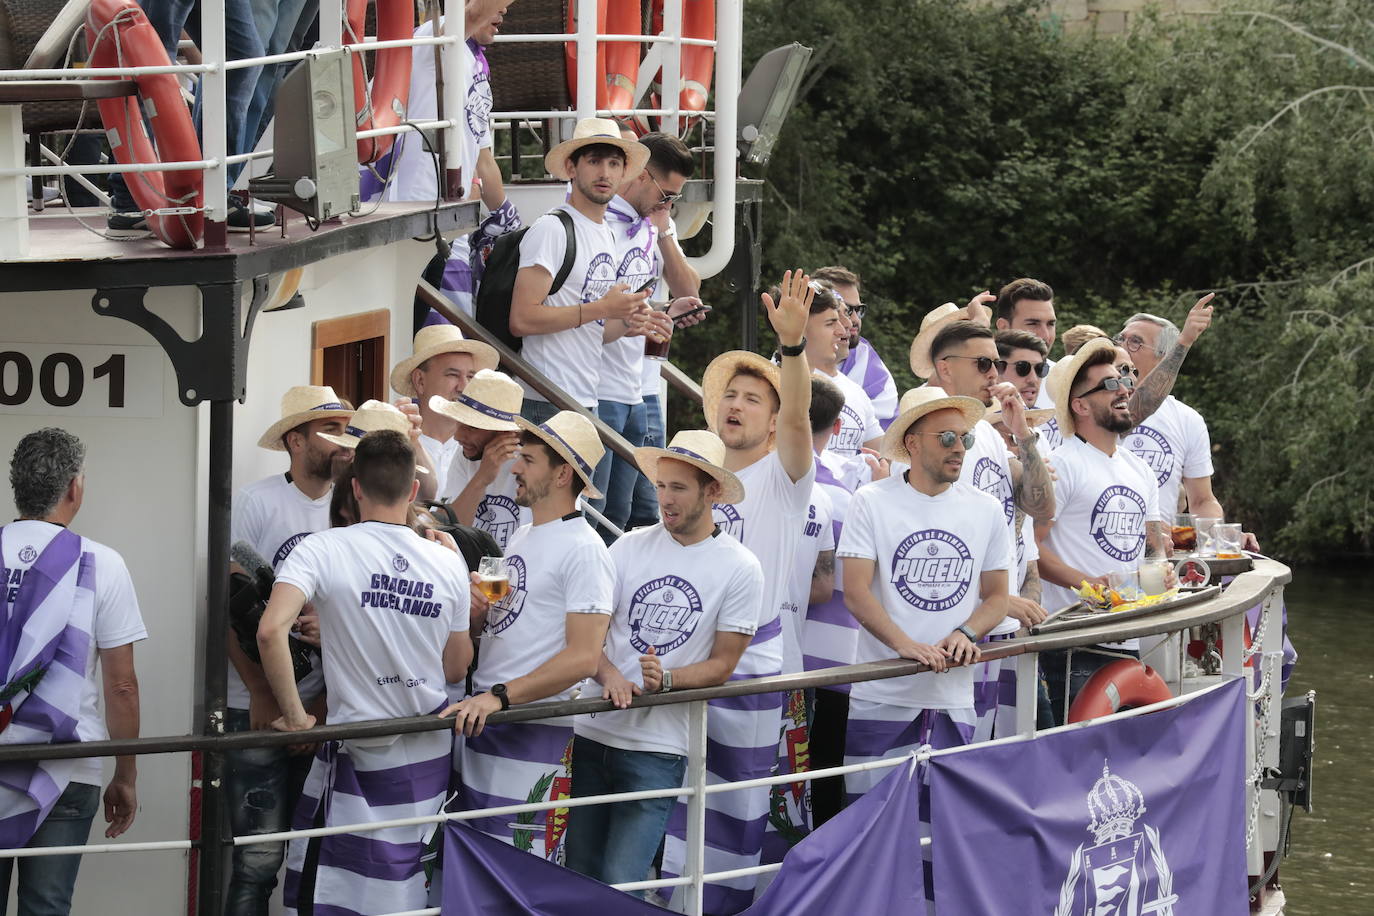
(928, 677), (1249, 916)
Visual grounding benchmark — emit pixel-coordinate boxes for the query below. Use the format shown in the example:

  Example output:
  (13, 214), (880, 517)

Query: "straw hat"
(882, 386), (987, 463)
(635, 430), (745, 505)
(701, 351), (782, 434)
(1044, 337), (1117, 440)
(983, 403), (1057, 428)
(514, 410), (606, 499)
(545, 118), (650, 182)
(909, 302), (973, 379)
(257, 386), (354, 451)
(389, 326), (499, 398)
(427, 369), (522, 432)
(316, 399), (421, 456)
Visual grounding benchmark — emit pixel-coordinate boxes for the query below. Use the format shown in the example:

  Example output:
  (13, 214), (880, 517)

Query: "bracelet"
(779, 337), (807, 357)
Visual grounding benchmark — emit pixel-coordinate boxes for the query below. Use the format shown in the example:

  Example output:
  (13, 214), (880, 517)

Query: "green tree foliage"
(672, 0), (1374, 559)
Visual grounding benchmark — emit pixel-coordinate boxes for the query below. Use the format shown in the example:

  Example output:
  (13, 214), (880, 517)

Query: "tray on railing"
(1030, 585), (1222, 635)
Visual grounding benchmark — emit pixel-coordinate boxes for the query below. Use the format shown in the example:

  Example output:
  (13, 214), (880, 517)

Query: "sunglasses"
(647, 171), (682, 205)
(940, 355), (1004, 374)
(1006, 359), (1049, 379)
(915, 430), (976, 449)
(1116, 364), (1139, 377)
(1075, 375), (1137, 398)
(845, 304), (867, 319)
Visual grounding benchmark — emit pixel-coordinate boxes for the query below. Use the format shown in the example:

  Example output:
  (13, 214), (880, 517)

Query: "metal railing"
(0, 557), (1294, 916)
(0, 0), (741, 274)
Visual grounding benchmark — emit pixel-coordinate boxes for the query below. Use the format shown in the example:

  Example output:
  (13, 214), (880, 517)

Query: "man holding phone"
(590, 134), (707, 537)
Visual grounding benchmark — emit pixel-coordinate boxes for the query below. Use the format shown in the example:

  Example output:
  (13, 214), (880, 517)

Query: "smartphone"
(635, 278), (659, 294)
(673, 305), (711, 326)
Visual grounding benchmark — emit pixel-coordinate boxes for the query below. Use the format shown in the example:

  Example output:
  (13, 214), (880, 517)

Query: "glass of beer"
(644, 303), (673, 360)
(1194, 516), (1222, 557)
(1171, 512), (1196, 554)
(477, 556), (511, 603)
(1214, 523), (1245, 559)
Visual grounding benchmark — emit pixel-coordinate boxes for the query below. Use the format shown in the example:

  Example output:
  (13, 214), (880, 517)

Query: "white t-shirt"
(471, 514), (614, 699)
(518, 204), (620, 407)
(990, 512), (1041, 636)
(276, 522), (469, 724)
(1122, 395), (1213, 519)
(575, 525), (763, 755)
(1035, 360), (1064, 451)
(837, 477), (1012, 710)
(1041, 437), (1163, 648)
(597, 194), (661, 406)
(819, 370), (883, 457)
(1, 521), (147, 788)
(961, 419), (1021, 634)
(804, 453), (860, 678)
(230, 474), (330, 709)
(419, 433), (461, 500)
(712, 451), (816, 638)
(444, 454), (531, 551)
(779, 483), (834, 675)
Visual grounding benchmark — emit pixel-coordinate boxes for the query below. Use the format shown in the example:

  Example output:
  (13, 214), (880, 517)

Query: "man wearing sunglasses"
(1035, 340), (1174, 722)
(994, 279), (1059, 408)
(815, 266), (900, 429)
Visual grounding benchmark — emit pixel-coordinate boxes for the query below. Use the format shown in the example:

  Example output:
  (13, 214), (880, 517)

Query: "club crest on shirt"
(713, 503), (745, 541)
(1042, 417), (1064, 451)
(617, 248), (655, 289)
(628, 575), (704, 654)
(17, 545), (36, 564)
(970, 456), (1015, 525)
(488, 554), (528, 635)
(581, 251), (617, 305)
(466, 71), (491, 140)
(1090, 486), (1147, 562)
(476, 494), (521, 549)
(392, 553), (409, 573)
(272, 532), (312, 568)
(1125, 425), (1174, 487)
(828, 404), (865, 455)
(890, 529), (974, 612)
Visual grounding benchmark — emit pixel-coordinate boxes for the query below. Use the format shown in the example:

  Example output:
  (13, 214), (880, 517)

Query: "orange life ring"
(565, 0), (641, 114)
(347, 0), (414, 163)
(1186, 617), (1255, 668)
(1067, 660), (1173, 723)
(631, 0), (715, 135)
(86, 0), (203, 249)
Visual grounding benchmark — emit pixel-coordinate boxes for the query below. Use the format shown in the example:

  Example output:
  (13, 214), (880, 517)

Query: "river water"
(1273, 569), (1373, 914)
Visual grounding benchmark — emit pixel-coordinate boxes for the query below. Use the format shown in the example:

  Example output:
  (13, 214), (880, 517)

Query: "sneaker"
(227, 202), (275, 232)
(107, 211), (152, 239)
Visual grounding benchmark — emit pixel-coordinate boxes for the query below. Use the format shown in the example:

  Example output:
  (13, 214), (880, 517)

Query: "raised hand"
(1179, 292), (1215, 347)
(965, 291), (996, 327)
(761, 269), (813, 348)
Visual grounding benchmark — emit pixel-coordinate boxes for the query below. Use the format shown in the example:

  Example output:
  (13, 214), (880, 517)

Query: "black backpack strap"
(549, 208), (577, 296)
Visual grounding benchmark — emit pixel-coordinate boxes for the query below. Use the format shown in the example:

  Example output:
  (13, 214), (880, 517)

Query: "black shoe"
(227, 202), (275, 232)
(107, 211), (152, 239)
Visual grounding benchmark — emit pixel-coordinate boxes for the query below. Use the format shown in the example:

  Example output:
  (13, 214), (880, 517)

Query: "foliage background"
(673, 0), (1374, 561)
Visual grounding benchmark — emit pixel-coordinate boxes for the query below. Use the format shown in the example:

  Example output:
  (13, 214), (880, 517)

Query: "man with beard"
(226, 387), (353, 914)
(658, 270), (815, 915)
(447, 411), (614, 863)
(1036, 340), (1172, 721)
(591, 133), (699, 537)
(431, 369), (531, 550)
(802, 284), (883, 460)
(510, 119), (656, 422)
(566, 431), (761, 896)
(839, 387), (1013, 913)
(390, 326), (498, 495)
(815, 266), (899, 428)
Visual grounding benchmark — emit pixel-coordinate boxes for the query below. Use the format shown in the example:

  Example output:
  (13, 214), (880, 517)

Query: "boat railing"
(0, 0), (740, 274)
(0, 555), (1295, 916)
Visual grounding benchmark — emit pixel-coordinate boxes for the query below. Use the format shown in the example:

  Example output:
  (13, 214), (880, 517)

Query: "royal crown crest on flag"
(1054, 760), (1179, 916)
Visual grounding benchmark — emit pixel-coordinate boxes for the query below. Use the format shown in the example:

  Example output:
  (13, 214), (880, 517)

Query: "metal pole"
(575, 0), (598, 119)
(684, 0), (741, 278)
(199, 2), (229, 239)
(1014, 652), (1038, 736)
(196, 400), (232, 916)
(682, 699), (708, 916)
(661, 0), (684, 137)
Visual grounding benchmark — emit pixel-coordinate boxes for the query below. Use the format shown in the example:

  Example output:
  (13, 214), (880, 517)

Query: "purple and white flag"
(841, 338), (899, 428)
(928, 677), (1250, 916)
(0, 527), (95, 848)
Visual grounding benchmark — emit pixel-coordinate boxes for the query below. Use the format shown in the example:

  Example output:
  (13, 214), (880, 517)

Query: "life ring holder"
(1066, 659), (1174, 724)
(347, 0), (414, 164)
(565, 0), (642, 123)
(86, 0), (204, 249)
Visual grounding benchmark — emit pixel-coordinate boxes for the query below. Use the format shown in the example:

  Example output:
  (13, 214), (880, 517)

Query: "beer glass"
(644, 305), (673, 360)
(477, 557), (511, 637)
(1214, 523), (1244, 559)
(1194, 516), (1222, 557)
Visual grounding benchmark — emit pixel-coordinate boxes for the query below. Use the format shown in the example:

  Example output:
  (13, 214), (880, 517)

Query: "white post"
(319, 0), (345, 48)
(1014, 652), (1038, 736)
(684, 0), (739, 278)
(1221, 610), (1260, 875)
(681, 699), (708, 916)
(0, 107), (29, 258)
(660, 0), (684, 136)
(1257, 589), (1285, 867)
(575, 0), (598, 119)
(442, 1), (469, 186)
(200, 2), (229, 223)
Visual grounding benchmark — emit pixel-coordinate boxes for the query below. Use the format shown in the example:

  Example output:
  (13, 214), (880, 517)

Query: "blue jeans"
(223, 708), (313, 916)
(0, 782), (99, 916)
(242, 0), (318, 150)
(519, 398), (561, 425)
(588, 399), (647, 542)
(1041, 647), (1140, 727)
(109, 0), (265, 210)
(565, 736), (687, 895)
(628, 393), (664, 529)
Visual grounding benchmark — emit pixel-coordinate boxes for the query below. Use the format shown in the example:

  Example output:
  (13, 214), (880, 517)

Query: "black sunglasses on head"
(1006, 359), (1049, 379)
(940, 355), (1004, 374)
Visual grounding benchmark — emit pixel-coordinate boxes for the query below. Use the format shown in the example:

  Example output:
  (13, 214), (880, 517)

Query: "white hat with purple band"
(513, 410), (606, 499)
(257, 386), (355, 451)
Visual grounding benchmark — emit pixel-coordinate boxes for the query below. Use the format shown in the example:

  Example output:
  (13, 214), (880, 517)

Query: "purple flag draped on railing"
(928, 677), (1250, 916)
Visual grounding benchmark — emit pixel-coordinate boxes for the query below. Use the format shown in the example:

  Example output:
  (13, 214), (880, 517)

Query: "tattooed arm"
(1127, 293), (1214, 424)
(995, 385), (1055, 522)
(1020, 559), (1042, 605)
(810, 549), (836, 605)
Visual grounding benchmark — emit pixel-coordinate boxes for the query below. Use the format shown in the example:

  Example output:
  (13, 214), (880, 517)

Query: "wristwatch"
(660, 669), (674, 693)
(490, 683), (511, 710)
(954, 624), (978, 643)
(779, 338), (807, 358)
